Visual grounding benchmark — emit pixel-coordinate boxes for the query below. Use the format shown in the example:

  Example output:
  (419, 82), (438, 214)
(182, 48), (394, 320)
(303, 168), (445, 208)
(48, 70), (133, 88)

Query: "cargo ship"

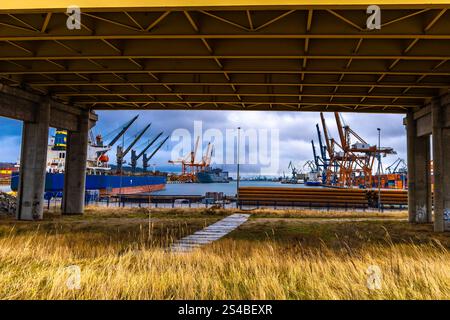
(0, 163), (18, 185)
(10, 117), (167, 196)
(196, 167), (230, 183)
(10, 172), (166, 196)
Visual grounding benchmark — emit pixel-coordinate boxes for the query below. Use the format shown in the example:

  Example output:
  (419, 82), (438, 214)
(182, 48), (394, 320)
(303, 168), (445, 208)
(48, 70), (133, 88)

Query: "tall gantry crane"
(143, 136), (170, 172)
(386, 158), (407, 174)
(168, 137), (215, 182)
(130, 132), (163, 173)
(319, 112), (396, 188)
(288, 161), (299, 179)
(116, 123), (151, 174)
(88, 115), (139, 168)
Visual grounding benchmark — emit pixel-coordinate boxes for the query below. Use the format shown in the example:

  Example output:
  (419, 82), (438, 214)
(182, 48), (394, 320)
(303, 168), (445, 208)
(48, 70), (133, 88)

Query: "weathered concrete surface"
(62, 112), (90, 215)
(407, 112), (432, 224)
(0, 83), (97, 131)
(16, 101), (50, 220)
(432, 96), (450, 232)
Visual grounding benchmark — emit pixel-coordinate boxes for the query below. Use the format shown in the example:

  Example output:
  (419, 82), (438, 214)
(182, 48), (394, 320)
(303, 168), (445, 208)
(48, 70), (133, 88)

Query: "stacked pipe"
(238, 187), (369, 208)
(369, 189), (408, 207)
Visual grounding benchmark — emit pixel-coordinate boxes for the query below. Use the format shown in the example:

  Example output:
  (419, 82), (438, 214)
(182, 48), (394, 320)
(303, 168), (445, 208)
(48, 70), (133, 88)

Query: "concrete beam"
(413, 95), (450, 136)
(0, 83), (97, 131)
(416, 113), (432, 137)
(407, 112), (432, 224)
(62, 112), (90, 215)
(16, 100), (50, 220)
(432, 96), (450, 232)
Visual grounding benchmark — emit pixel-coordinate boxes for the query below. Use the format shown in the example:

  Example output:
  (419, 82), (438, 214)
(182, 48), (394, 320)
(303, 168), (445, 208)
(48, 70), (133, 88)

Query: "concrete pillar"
(16, 101), (50, 220)
(407, 112), (432, 223)
(432, 96), (450, 232)
(62, 112), (89, 215)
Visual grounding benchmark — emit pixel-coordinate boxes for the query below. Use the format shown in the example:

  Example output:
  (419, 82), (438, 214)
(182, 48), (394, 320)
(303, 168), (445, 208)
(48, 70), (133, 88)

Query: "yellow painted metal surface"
(1, 0), (450, 11)
(0, 5), (449, 112)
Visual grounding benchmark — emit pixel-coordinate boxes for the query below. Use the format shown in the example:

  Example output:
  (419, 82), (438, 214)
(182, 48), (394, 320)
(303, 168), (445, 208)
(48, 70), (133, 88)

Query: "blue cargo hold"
(11, 172), (166, 192)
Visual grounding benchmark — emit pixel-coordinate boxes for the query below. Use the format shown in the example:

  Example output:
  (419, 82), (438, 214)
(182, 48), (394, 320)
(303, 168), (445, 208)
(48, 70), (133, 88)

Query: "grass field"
(0, 207), (449, 300)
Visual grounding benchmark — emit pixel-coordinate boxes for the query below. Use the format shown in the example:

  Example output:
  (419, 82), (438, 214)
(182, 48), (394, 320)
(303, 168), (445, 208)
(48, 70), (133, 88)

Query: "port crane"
(95, 115), (139, 151)
(319, 112), (396, 188)
(84, 115), (140, 169)
(311, 140), (319, 172)
(303, 160), (317, 173)
(143, 136), (170, 172)
(168, 137), (214, 182)
(116, 123), (151, 173)
(201, 142), (214, 167)
(288, 161), (299, 179)
(386, 158), (407, 174)
(130, 132), (163, 173)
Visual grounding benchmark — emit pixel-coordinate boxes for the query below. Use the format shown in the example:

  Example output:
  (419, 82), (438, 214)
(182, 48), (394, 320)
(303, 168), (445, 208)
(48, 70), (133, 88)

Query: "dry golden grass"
(240, 208), (408, 219)
(0, 207), (448, 300)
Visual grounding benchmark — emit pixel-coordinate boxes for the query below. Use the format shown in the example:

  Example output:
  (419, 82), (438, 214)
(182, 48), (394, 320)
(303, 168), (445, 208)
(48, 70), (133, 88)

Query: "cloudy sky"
(0, 111), (406, 177)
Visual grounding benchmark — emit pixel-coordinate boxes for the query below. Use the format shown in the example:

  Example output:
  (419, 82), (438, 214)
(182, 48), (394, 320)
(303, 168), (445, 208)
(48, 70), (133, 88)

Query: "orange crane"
(320, 112), (396, 188)
(169, 137), (214, 182)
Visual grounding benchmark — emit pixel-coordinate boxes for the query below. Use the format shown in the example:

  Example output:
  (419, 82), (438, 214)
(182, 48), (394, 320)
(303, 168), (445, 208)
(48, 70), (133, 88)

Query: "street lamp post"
(236, 127), (241, 209)
(377, 128), (382, 211)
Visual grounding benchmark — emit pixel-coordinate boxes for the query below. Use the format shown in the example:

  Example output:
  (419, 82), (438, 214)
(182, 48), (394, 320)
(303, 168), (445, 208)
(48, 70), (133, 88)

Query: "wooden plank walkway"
(169, 213), (250, 253)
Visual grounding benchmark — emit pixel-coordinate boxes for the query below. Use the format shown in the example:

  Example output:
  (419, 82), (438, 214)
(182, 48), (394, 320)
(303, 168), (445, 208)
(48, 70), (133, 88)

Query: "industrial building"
(0, 1), (449, 231)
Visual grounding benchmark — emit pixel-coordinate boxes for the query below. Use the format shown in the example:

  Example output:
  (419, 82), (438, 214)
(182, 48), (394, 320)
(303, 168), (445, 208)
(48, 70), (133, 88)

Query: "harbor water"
(149, 181), (310, 196)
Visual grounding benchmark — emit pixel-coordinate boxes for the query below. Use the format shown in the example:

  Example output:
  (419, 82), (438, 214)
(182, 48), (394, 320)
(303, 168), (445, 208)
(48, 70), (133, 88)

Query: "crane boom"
(143, 136), (170, 171)
(316, 124), (326, 161)
(108, 115), (139, 147)
(320, 112), (333, 158)
(123, 123), (151, 157)
(311, 140), (319, 170)
(137, 132), (163, 160)
(192, 136), (200, 163)
(334, 112), (347, 150)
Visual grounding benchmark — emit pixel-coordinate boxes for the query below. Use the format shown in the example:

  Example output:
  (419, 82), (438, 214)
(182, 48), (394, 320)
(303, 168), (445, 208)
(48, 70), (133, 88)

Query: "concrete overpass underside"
(0, 1), (449, 231)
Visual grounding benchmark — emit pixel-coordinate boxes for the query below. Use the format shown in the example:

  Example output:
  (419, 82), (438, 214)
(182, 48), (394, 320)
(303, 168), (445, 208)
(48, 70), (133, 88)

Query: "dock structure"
(0, 2), (449, 231)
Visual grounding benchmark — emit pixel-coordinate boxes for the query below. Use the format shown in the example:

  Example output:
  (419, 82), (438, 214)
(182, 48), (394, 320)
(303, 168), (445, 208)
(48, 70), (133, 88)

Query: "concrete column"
(62, 112), (89, 215)
(432, 96), (450, 232)
(407, 112), (432, 223)
(16, 101), (50, 220)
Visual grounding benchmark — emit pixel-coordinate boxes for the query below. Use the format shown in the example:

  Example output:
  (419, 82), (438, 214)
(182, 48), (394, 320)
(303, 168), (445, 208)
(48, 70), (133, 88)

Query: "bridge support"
(16, 101), (50, 220)
(0, 83), (97, 219)
(62, 112), (90, 215)
(407, 112), (432, 224)
(432, 95), (450, 232)
(408, 92), (450, 231)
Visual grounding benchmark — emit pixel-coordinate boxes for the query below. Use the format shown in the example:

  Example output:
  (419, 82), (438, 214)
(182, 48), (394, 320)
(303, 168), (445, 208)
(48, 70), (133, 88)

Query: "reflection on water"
(151, 181), (309, 196)
(0, 181), (314, 197)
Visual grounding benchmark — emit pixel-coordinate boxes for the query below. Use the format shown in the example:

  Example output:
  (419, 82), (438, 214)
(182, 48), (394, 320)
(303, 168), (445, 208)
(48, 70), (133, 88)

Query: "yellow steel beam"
(2, 1), (450, 11)
(2, 69), (448, 76)
(2, 55), (449, 60)
(53, 92), (430, 99)
(2, 34), (450, 41)
(26, 81), (449, 88)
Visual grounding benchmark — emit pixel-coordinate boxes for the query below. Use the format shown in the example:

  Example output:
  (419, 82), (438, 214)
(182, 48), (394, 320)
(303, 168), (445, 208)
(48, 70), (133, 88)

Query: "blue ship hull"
(305, 181), (322, 186)
(11, 172), (166, 195)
